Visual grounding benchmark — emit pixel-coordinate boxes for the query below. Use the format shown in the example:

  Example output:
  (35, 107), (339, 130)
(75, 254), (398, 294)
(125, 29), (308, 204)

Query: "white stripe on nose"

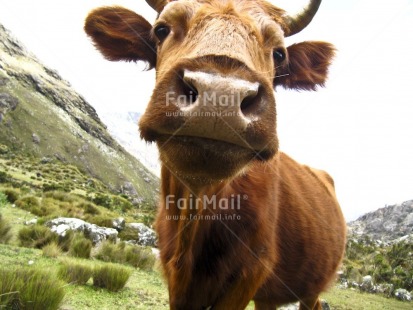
(181, 70), (260, 123)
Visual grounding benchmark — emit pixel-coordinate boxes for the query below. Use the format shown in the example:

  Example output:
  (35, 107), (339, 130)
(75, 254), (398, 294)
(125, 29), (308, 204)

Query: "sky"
(0, 0), (412, 220)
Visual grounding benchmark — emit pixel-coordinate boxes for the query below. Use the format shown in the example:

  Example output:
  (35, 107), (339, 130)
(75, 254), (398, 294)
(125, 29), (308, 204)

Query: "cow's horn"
(145, 0), (168, 12)
(284, 0), (322, 37)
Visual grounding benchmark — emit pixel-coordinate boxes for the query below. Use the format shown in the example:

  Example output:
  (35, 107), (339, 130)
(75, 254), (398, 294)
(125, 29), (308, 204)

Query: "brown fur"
(275, 41), (336, 90)
(157, 153), (346, 309)
(84, 1), (346, 309)
(84, 6), (156, 67)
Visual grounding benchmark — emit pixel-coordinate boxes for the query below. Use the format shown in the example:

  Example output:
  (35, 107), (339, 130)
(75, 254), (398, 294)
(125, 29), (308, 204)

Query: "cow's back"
(254, 153), (346, 305)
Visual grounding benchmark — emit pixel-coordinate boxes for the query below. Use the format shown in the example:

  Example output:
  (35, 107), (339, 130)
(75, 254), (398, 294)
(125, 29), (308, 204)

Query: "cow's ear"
(85, 6), (156, 68)
(274, 41), (335, 90)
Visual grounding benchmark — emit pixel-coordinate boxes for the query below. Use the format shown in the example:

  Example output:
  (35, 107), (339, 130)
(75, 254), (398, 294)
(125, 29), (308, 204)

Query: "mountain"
(99, 111), (160, 176)
(347, 199), (413, 243)
(0, 24), (158, 203)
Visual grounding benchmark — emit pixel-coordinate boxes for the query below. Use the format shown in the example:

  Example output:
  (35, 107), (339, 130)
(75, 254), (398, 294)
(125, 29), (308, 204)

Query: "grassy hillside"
(0, 148), (157, 226)
(1, 186), (412, 309)
(0, 23), (158, 204)
(0, 244), (410, 310)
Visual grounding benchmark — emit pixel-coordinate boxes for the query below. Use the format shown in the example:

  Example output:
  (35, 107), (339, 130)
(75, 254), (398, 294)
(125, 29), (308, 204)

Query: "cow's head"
(85, 0), (335, 186)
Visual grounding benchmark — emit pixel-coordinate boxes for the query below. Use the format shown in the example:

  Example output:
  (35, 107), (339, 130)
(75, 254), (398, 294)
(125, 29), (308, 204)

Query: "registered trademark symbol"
(243, 194), (248, 200)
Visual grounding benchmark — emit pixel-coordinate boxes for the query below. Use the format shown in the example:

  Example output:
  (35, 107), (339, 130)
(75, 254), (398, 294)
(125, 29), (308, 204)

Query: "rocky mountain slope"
(348, 199), (413, 243)
(99, 111), (160, 176)
(0, 24), (158, 203)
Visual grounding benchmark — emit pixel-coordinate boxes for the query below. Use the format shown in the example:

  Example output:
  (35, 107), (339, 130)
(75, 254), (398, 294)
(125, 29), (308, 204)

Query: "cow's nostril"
(179, 72), (199, 107)
(182, 80), (198, 105)
(240, 86), (262, 117)
(240, 94), (256, 115)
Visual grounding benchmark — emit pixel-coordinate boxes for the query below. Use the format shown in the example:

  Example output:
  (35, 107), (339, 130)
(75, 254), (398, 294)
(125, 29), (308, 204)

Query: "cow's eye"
(273, 49), (286, 63)
(154, 24), (171, 42)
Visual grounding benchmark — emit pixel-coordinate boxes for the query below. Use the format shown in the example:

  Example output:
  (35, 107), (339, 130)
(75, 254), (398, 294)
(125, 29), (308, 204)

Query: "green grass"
(1, 243), (412, 310)
(0, 266), (65, 310)
(69, 233), (92, 258)
(95, 241), (156, 270)
(18, 224), (57, 248)
(42, 241), (62, 258)
(93, 263), (133, 292)
(322, 286), (413, 310)
(0, 213), (12, 244)
(63, 268), (169, 310)
(58, 258), (93, 285)
(0, 243), (169, 309)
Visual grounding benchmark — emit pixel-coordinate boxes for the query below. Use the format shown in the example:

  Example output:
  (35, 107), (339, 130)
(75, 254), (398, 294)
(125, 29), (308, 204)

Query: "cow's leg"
(254, 300), (277, 310)
(298, 297), (321, 310)
(212, 268), (270, 310)
(212, 281), (261, 310)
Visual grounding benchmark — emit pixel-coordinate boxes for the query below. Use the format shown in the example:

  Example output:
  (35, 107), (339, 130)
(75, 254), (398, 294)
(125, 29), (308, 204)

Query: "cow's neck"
(159, 165), (239, 293)
(158, 159), (280, 305)
(160, 165), (239, 216)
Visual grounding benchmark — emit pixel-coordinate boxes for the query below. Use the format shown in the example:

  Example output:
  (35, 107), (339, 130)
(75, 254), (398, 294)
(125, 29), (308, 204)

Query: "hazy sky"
(0, 0), (412, 220)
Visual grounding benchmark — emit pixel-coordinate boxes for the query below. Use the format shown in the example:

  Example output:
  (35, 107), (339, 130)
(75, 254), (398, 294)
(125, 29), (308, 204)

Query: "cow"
(84, 0), (346, 309)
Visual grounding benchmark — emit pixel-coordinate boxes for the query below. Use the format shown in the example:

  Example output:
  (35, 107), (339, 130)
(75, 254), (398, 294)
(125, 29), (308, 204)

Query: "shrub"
(93, 264), (132, 292)
(118, 226), (138, 241)
(43, 191), (77, 203)
(42, 242), (62, 258)
(0, 266), (65, 310)
(0, 171), (9, 183)
(93, 193), (112, 209)
(0, 192), (7, 206)
(94, 240), (118, 262)
(79, 202), (101, 215)
(15, 195), (40, 212)
(69, 233), (92, 259)
(95, 241), (155, 270)
(58, 260), (93, 285)
(57, 229), (74, 252)
(32, 198), (60, 217)
(87, 215), (114, 228)
(124, 245), (156, 271)
(0, 213), (13, 244)
(1, 188), (20, 203)
(112, 196), (133, 212)
(0, 144), (9, 154)
(43, 183), (66, 192)
(142, 214), (155, 227)
(18, 225), (57, 249)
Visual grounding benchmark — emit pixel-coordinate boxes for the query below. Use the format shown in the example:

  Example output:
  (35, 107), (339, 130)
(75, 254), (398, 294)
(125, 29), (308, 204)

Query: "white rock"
(46, 217), (118, 244)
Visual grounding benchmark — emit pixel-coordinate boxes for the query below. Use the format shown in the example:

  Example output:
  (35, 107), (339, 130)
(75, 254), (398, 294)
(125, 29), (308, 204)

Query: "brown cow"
(85, 0), (346, 309)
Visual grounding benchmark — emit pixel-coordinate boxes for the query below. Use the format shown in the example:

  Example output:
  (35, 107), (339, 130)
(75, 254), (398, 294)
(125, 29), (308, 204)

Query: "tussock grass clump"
(0, 213), (13, 244)
(58, 259), (93, 285)
(42, 242), (62, 258)
(18, 225), (57, 249)
(15, 195), (57, 217)
(15, 195), (40, 210)
(0, 266), (65, 310)
(112, 196), (133, 212)
(86, 215), (114, 228)
(57, 229), (74, 252)
(44, 191), (77, 203)
(0, 188), (20, 203)
(0, 171), (9, 183)
(93, 263), (132, 292)
(0, 192), (8, 205)
(124, 245), (156, 271)
(79, 202), (101, 215)
(95, 241), (155, 271)
(69, 233), (92, 258)
(118, 226), (138, 241)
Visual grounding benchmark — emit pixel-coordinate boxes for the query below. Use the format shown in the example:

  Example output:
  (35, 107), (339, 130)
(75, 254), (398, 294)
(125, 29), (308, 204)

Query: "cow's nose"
(178, 70), (262, 124)
(164, 69), (268, 148)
